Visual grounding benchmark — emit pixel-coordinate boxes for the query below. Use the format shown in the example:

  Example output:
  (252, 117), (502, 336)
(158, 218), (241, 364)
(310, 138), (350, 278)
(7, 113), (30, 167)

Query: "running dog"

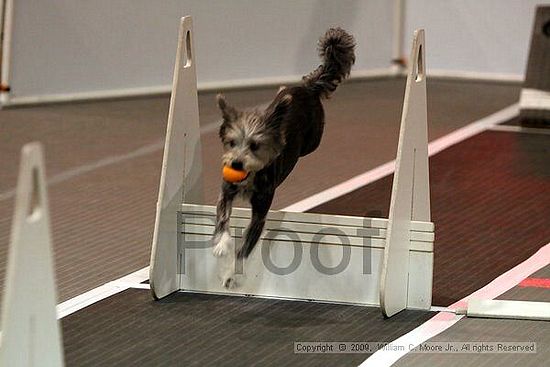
(212, 28), (355, 286)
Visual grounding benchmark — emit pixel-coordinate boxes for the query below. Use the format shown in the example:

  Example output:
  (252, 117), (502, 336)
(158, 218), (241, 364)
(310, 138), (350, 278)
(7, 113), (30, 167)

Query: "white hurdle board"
(177, 204), (433, 308)
(0, 143), (64, 367)
(150, 17), (434, 316)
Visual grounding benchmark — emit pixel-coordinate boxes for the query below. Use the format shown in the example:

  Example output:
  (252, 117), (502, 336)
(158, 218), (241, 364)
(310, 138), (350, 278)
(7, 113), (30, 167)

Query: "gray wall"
(405, 0), (550, 78)
(6, 1), (548, 103)
(6, 0), (393, 102)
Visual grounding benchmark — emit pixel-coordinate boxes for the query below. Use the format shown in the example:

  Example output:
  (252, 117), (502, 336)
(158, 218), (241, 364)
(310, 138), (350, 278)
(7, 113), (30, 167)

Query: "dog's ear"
(264, 94), (292, 128)
(217, 94), (239, 122)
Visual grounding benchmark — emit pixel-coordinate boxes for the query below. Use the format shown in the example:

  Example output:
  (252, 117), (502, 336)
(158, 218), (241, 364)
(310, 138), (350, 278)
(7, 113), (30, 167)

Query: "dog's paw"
(212, 232), (232, 257)
(212, 243), (227, 257)
(222, 275), (237, 289)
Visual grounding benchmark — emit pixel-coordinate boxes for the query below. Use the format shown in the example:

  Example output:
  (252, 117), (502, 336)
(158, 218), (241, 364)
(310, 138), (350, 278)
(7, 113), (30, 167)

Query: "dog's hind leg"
(237, 190), (274, 259)
(212, 183), (238, 257)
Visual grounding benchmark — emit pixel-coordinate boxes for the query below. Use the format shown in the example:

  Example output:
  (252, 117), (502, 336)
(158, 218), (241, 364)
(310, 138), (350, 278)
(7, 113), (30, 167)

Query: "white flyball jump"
(150, 16), (434, 317)
(0, 143), (65, 367)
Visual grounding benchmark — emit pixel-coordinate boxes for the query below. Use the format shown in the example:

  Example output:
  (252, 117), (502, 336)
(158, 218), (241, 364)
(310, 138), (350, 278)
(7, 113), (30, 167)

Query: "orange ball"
(222, 165), (248, 183)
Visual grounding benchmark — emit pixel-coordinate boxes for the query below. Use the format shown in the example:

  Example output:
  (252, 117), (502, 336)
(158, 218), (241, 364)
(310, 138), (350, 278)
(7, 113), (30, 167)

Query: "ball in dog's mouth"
(222, 165), (249, 183)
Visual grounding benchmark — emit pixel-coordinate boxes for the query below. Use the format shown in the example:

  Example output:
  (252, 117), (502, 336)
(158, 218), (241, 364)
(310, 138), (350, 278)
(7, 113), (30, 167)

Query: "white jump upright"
(0, 143), (64, 367)
(149, 17), (434, 317)
(150, 16), (203, 299)
(380, 29), (430, 317)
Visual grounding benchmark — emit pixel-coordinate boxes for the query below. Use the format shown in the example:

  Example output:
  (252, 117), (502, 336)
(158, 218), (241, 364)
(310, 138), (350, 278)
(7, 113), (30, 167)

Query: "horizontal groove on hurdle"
(181, 203), (434, 232)
(180, 204), (434, 252)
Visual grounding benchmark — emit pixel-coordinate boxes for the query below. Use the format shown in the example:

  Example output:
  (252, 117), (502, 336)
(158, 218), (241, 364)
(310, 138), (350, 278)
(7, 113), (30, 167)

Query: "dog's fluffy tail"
(302, 28), (356, 98)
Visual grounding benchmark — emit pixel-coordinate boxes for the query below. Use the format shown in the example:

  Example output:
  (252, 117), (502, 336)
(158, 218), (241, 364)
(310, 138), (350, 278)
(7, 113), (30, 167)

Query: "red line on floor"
(519, 277), (550, 289)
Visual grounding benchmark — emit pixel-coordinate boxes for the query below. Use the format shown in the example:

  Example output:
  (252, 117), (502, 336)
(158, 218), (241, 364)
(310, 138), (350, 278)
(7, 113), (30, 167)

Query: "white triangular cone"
(0, 143), (64, 367)
(380, 29), (430, 317)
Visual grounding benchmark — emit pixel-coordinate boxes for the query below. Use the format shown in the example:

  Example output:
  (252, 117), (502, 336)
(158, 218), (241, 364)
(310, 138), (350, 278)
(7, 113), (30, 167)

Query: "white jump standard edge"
(150, 16), (434, 317)
(0, 143), (65, 367)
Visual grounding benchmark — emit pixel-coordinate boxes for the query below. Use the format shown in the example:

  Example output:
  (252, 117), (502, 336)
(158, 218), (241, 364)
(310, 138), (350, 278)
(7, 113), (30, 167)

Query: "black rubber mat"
(504, 116), (550, 128)
(61, 288), (434, 367)
(496, 265), (550, 303)
(393, 268), (550, 367)
(393, 317), (549, 367)
(501, 116), (523, 126)
(309, 130), (550, 306)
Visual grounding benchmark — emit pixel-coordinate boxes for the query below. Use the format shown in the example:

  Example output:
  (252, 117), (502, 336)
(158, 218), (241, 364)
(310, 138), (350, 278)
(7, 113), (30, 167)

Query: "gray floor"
(395, 265), (550, 367)
(4, 78), (549, 367)
(0, 78), (520, 311)
(58, 121), (549, 367)
(61, 288), (434, 367)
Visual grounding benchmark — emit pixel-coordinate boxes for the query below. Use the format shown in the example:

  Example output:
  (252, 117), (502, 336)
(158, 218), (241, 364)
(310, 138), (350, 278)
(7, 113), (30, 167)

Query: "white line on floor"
(54, 103), (519, 319)
(56, 267), (149, 318)
(0, 119), (222, 203)
(283, 103), (519, 212)
(360, 242), (550, 367)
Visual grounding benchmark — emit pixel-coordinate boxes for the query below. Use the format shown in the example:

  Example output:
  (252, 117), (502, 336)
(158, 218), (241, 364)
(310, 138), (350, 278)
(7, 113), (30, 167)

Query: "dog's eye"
(228, 140), (236, 148)
(249, 142), (259, 152)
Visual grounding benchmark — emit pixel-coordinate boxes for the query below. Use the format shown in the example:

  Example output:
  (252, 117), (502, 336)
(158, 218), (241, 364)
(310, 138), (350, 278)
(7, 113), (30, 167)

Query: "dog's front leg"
(237, 190), (275, 259)
(212, 182), (238, 257)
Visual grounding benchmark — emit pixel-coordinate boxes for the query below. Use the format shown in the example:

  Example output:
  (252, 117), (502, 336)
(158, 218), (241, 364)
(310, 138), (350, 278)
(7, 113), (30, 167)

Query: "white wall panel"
(4, 0), (393, 103)
(405, 0), (550, 79)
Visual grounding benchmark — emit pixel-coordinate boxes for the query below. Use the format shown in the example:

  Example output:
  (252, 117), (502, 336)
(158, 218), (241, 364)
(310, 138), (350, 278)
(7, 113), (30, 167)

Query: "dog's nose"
(231, 161), (244, 170)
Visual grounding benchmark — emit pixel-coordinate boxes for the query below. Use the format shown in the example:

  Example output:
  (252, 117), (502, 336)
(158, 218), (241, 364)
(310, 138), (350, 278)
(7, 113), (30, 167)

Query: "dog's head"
(216, 92), (292, 175)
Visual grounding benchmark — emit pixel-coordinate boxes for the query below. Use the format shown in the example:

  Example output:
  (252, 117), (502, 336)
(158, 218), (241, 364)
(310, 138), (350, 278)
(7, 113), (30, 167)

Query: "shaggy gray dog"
(213, 28), (356, 279)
